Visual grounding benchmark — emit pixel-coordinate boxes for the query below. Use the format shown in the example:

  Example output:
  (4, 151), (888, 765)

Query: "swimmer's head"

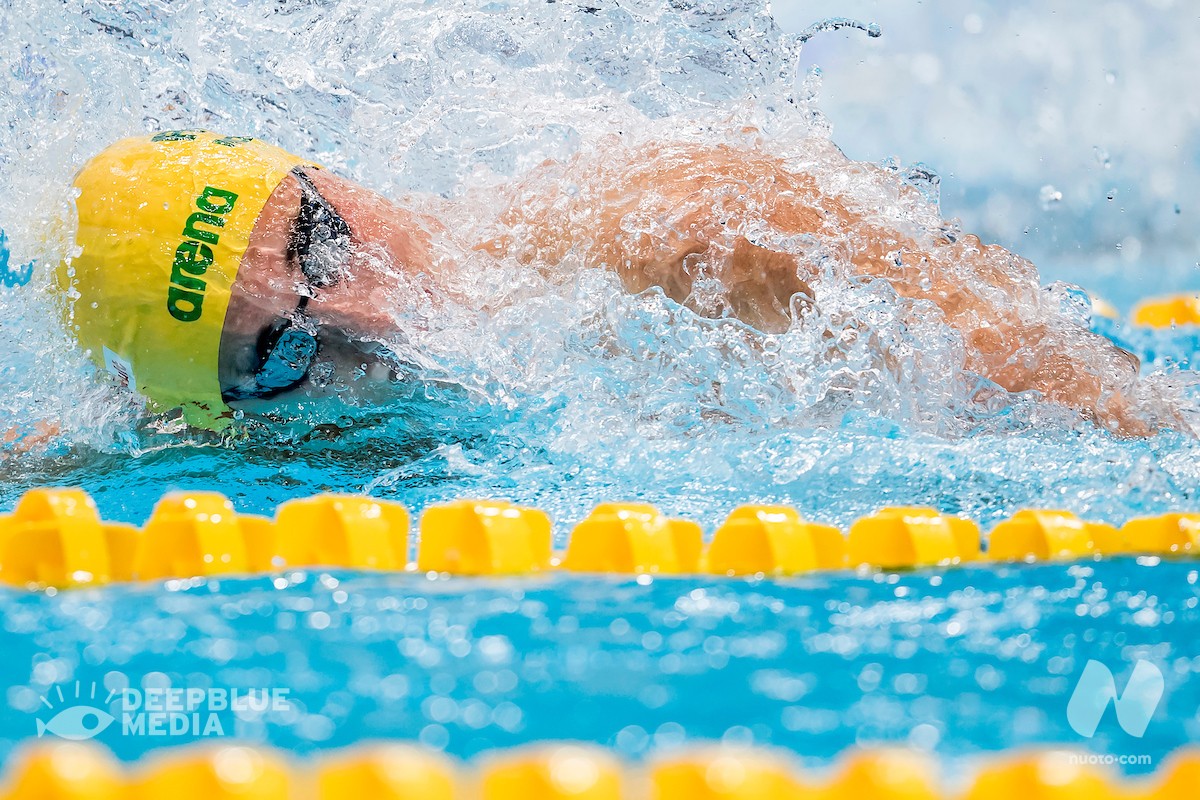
(65, 130), (432, 429)
(62, 130), (318, 429)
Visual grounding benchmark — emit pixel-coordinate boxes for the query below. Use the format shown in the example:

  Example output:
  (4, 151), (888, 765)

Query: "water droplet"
(1044, 282), (1093, 326)
(1094, 146), (1111, 169)
(902, 163), (941, 205)
(1039, 184), (1063, 210)
(797, 17), (882, 43)
(1106, 188), (1118, 201)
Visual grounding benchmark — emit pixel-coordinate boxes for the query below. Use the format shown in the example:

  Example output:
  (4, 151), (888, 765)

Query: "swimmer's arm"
(848, 227), (1151, 434)
(2, 421), (60, 454)
(657, 147), (1156, 434)
(497, 143), (1154, 433)
(485, 143), (818, 332)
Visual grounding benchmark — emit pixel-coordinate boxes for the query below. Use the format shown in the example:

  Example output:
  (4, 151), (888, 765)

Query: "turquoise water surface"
(4, 560), (1198, 774)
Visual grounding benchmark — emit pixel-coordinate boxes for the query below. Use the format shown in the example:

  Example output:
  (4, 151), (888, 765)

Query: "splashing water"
(0, 0), (1196, 532)
(796, 16), (882, 43)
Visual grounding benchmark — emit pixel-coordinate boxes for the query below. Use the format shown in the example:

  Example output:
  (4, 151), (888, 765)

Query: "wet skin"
(221, 142), (1153, 434)
(220, 168), (440, 409)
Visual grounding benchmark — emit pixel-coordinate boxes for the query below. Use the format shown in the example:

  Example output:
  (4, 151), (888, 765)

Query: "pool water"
(1, 0), (1198, 777)
(4, 560), (1198, 774)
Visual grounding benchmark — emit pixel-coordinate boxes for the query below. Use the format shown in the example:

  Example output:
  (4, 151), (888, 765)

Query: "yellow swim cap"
(62, 130), (315, 430)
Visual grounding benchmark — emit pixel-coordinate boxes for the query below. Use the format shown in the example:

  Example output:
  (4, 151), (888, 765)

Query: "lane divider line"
(1, 740), (1194, 799)
(0, 489), (1196, 589)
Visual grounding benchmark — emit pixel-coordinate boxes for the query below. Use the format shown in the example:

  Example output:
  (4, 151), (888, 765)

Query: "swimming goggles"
(223, 167), (352, 401)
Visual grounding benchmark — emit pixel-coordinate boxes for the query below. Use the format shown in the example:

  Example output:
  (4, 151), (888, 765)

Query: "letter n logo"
(1066, 659), (1164, 738)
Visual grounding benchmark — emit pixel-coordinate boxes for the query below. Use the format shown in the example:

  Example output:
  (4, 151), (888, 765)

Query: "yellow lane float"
(849, 507), (980, 570)
(4, 741), (1189, 799)
(1, 488), (1198, 588)
(1131, 294), (1200, 327)
(706, 505), (844, 576)
(418, 500), (552, 576)
(564, 503), (702, 575)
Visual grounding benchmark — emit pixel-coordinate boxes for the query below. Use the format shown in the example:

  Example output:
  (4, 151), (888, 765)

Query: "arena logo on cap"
(166, 185), (240, 323)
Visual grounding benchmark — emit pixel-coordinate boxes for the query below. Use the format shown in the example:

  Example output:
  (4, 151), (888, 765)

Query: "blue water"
(4, 561), (1197, 775)
(1, 0), (1199, 778)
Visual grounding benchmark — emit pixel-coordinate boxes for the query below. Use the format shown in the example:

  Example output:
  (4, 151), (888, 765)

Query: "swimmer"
(61, 131), (1160, 436)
